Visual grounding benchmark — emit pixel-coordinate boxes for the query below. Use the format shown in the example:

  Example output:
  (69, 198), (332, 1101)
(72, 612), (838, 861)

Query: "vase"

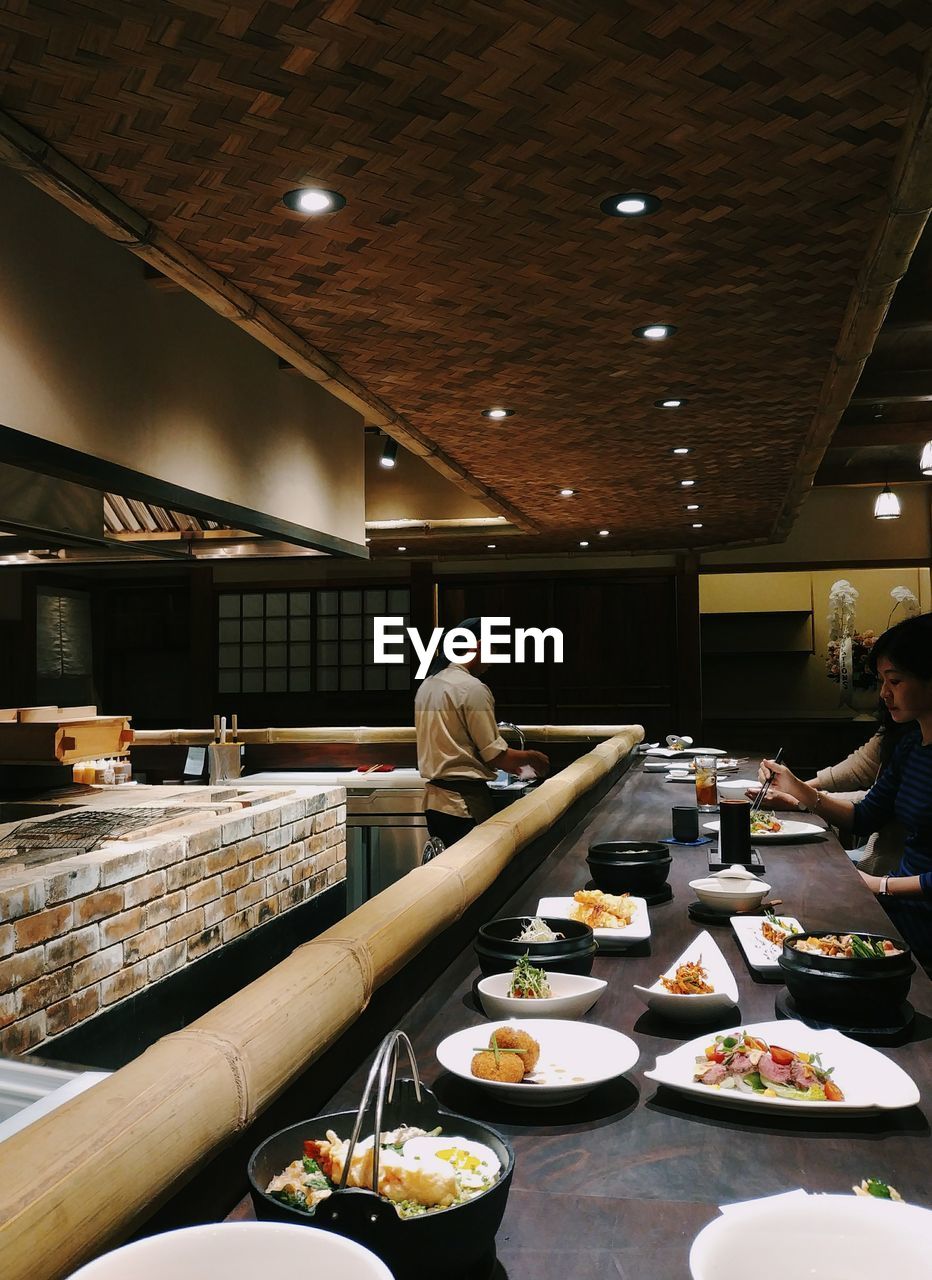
(847, 687), (880, 720)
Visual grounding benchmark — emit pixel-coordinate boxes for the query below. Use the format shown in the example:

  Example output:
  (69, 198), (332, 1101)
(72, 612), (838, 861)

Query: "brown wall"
(0, 168), (365, 549)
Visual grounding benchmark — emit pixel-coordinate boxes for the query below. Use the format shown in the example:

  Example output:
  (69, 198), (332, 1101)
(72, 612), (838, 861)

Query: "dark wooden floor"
(231, 760), (932, 1278)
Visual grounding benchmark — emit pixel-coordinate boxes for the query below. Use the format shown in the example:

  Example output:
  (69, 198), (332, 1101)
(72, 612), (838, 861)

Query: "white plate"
(66, 1223), (394, 1280)
(730, 913), (803, 973)
(703, 818), (826, 842)
(537, 895), (651, 950)
(436, 1018), (639, 1107)
(633, 931), (738, 1022)
(476, 971), (607, 1020)
(645, 746), (727, 758)
(691, 1196), (932, 1280)
(645, 1018), (920, 1116)
(665, 771), (695, 783)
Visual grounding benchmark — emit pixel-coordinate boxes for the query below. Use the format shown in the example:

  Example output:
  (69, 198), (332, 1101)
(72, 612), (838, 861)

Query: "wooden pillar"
(675, 552), (702, 736)
(188, 563), (215, 727)
(409, 559), (435, 638)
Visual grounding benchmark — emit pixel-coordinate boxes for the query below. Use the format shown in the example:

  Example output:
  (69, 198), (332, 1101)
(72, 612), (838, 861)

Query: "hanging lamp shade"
(873, 485), (901, 520)
(920, 440), (932, 476)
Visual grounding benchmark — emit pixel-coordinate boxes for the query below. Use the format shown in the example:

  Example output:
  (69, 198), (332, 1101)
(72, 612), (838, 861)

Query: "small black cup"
(672, 805), (699, 842)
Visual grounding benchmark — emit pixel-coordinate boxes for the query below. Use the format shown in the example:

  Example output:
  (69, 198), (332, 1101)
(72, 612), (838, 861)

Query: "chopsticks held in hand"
(752, 747), (784, 813)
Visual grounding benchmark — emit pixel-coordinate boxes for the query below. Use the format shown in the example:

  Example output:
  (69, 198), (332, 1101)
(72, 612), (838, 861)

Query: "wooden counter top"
(230, 758), (932, 1277)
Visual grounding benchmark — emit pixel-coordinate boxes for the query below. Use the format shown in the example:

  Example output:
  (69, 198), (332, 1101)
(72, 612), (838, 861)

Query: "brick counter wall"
(0, 788), (346, 1054)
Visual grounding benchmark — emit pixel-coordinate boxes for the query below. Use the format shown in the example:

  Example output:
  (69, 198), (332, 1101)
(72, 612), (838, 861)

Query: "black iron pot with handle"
(248, 1033), (514, 1280)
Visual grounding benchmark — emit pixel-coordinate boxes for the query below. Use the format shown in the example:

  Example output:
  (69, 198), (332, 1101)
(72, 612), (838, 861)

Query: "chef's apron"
(427, 777), (498, 825)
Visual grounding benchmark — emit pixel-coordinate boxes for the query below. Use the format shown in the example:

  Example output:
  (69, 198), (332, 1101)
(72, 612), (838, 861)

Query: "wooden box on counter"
(0, 716), (133, 764)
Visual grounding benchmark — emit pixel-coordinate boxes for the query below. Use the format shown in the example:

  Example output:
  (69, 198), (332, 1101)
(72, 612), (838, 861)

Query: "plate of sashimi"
(644, 1019), (920, 1115)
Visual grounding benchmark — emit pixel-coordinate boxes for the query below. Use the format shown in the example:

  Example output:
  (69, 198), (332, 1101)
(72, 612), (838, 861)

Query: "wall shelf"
(701, 610), (814, 656)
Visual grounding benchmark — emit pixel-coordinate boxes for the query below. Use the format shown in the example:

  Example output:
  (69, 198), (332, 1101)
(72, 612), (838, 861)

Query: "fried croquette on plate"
(489, 1026), (540, 1074)
(471, 1049), (525, 1083)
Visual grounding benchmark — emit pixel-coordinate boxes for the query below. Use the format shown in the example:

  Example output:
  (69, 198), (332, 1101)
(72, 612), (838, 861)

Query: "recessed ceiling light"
(579, 541), (589, 547)
(655, 398), (686, 408)
(380, 438), (398, 469)
(598, 529), (610, 536)
(680, 479), (696, 487)
(560, 488), (576, 497)
(397, 545), (407, 551)
(686, 503), (700, 511)
(599, 192), (662, 218)
(481, 407), (515, 420)
(633, 323), (677, 340)
(282, 187), (346, 214)
(692, 522), (704, 529)
(487, 543), (496, 549)
(672, 447), (690, 455)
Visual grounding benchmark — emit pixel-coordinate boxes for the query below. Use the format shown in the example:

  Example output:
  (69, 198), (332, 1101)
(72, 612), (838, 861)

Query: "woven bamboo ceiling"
(1, 2), (929, 554)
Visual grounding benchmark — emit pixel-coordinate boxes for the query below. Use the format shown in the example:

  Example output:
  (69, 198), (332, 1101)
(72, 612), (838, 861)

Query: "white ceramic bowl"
(66, 1223), (394, 1280)
(477, 970), (607, 1020)
(689, 874), (771, 913)
(436, 1019), (639, 1107)
(715, 777), (760, 799)
(690, 1195), (932, 1280)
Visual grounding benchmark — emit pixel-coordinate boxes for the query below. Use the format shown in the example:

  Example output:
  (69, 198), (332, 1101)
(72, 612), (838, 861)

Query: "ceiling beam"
(772, 52), (932, 535)
(831, 420), (932, 447)
(850, 370), (932, 403)
(814, 460), (927, 487)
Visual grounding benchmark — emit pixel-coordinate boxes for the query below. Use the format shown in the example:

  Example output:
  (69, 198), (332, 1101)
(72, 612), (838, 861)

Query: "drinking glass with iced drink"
(694, 756), (718, 811)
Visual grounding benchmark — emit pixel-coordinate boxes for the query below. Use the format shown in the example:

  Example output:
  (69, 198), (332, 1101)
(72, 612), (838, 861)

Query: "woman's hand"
(858, 871), (884, 895)
(748, 785), (805, 811)
(759, 758), (808, 806)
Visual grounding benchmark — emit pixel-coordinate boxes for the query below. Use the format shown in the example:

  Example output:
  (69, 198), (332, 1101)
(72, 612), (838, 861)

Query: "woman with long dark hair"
(761, 612), (932, 962)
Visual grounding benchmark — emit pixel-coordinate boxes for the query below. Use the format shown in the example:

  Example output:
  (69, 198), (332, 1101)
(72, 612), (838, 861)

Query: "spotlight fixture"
(655, 398), (686, 408)
(680, 479), (696, 487)
(481, 407), (515, 420)
(487, 543), (497, 549)
(672, 447), (690, 455)
(686, 503), (700, 511)
(873, 485), (901, 520)
(921, 440), (932, 476)
(380, 438), (398, 469)
(397, 545), (407, 551)
(579, 541), (589, 548)
(282, 187), (346, 214)
(692, 522), (704, 529)
(633, 323), (677, 341)
(560, 488), (576, 497)
(598, 529), (610, 536)
(599, 192), (661, 218)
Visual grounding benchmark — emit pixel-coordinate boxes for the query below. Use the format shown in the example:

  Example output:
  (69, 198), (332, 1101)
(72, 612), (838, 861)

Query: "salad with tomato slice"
(694, 1030), (845, 1102)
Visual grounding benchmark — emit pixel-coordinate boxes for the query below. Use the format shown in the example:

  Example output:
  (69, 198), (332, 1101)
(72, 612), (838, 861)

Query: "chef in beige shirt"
(415, 617), (550, 847)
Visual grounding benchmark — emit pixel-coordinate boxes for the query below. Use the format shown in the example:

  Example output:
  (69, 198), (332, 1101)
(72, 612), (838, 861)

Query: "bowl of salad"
(477, 954), (607, 1019)
(474, 915), (596, 977)
(779, 930), (915, 1026)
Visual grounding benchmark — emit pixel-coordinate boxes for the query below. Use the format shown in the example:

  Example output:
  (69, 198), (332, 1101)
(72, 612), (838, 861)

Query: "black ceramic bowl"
(474, 915), (596, 977)
(586, 841), (672, 896)
(778, 930), (915, 1027)
(248, 1080), (514, 1280)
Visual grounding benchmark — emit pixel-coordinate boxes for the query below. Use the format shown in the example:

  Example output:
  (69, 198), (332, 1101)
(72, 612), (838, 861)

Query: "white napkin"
(719, 1189), (809, 1215)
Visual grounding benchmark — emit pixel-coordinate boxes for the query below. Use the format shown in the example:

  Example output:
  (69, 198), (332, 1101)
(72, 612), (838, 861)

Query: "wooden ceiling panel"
(0, 1), (928, 548)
